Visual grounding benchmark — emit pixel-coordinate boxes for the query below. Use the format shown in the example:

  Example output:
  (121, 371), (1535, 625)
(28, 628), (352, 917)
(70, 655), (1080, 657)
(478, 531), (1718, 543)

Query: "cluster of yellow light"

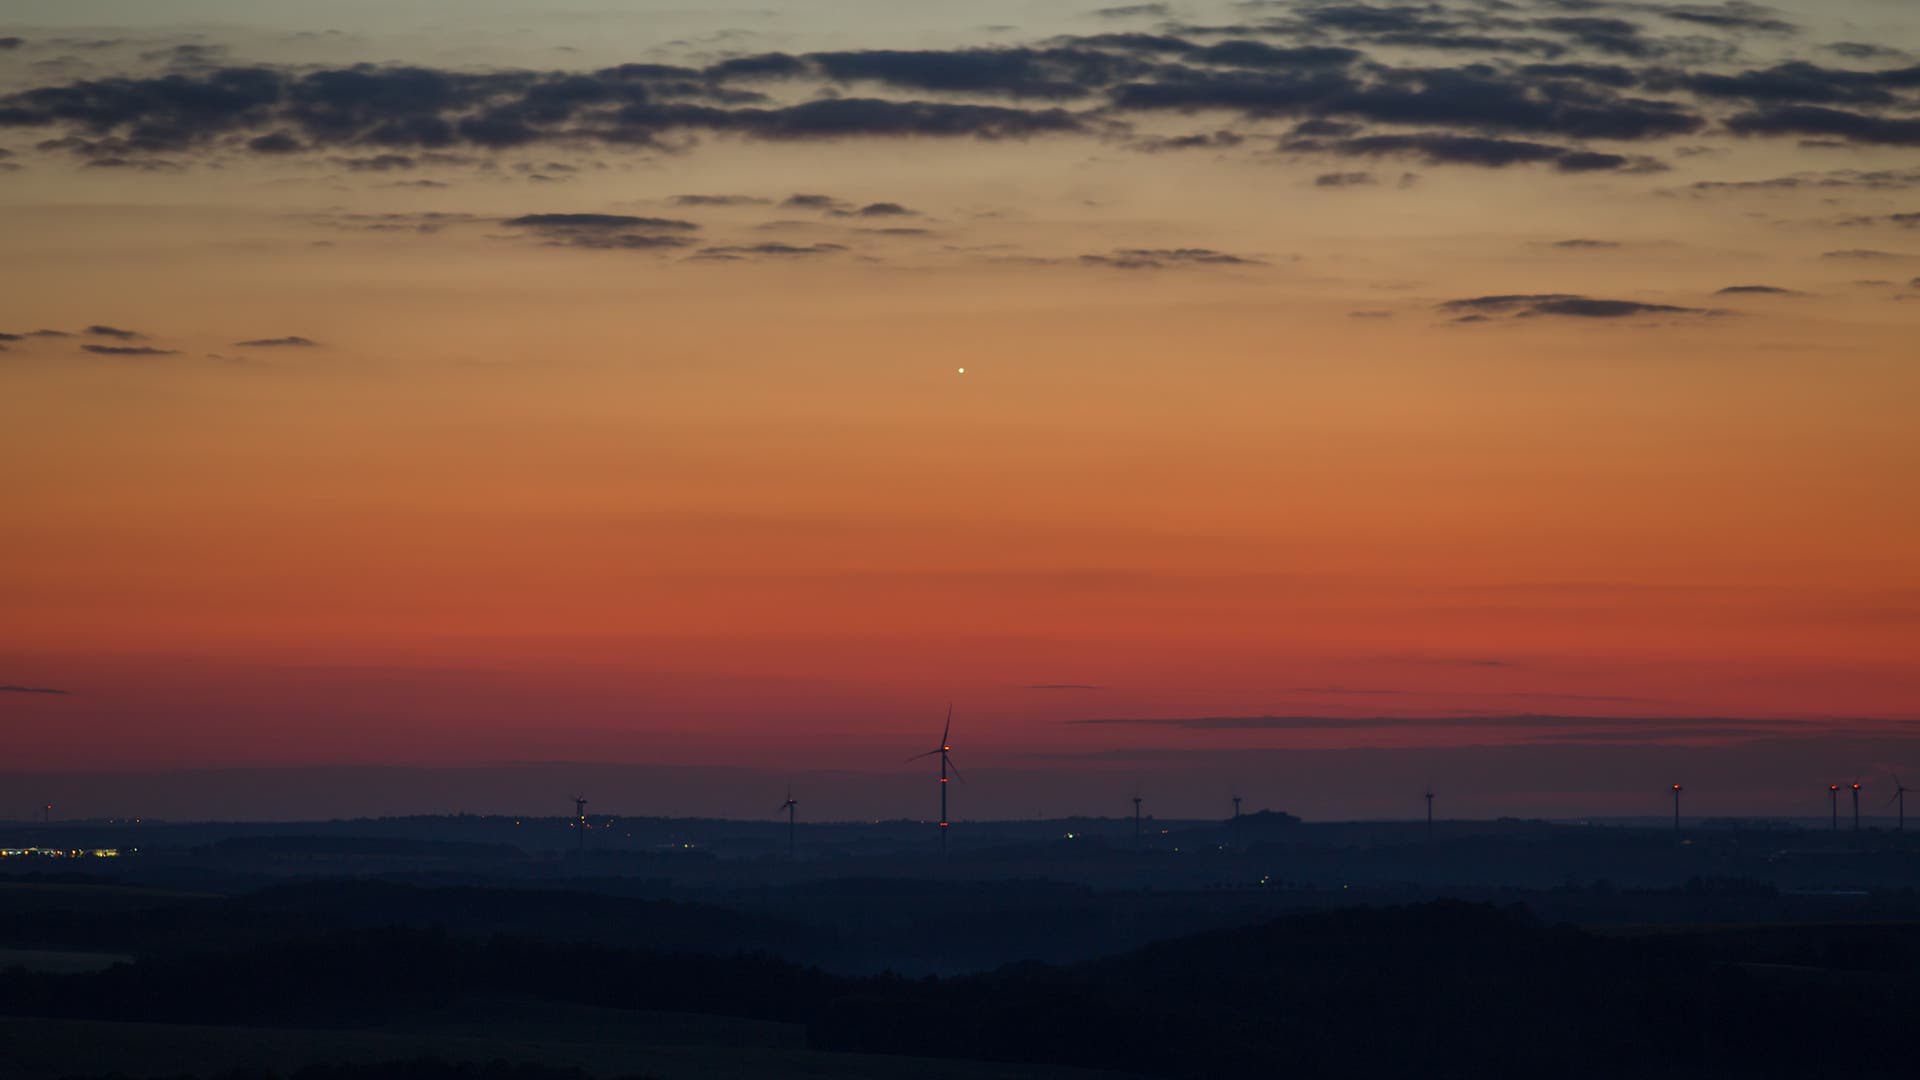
(0, 847), (122, 858)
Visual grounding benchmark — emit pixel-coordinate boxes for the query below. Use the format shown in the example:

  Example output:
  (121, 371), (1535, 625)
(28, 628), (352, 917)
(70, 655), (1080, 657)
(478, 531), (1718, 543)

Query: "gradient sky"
(2, 1), (1918, 820)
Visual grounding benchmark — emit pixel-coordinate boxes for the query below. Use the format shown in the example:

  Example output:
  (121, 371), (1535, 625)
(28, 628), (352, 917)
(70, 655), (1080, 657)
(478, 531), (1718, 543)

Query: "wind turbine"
(906, 705), (962, 856)
(1424, 786), (1435, 843)
(1891, 776), (1910, 832)
(1829, 784), (1839, 831)
(1672, 783), (1682, 835)
(1852, 781), (1863, 832)
(573, 796), (588, 852)
(779, 787), (799, 860)
(1132, 793), (1144, 852)
(1231, 795), (1242, 849)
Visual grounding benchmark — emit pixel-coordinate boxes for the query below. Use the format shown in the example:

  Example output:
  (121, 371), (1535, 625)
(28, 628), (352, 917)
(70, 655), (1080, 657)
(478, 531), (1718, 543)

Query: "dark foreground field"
(4, 872), (1920, 1080)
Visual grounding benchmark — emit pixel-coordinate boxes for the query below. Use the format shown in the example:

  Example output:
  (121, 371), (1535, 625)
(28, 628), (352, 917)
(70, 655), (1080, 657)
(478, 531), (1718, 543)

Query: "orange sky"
(1, 1), (1917, 816)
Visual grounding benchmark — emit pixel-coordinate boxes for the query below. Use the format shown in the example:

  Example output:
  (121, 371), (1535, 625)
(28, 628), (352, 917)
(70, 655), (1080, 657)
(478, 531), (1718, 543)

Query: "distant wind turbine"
(1231, 794), (1242, 849)
(1672, 783), (1682, 836)
(1852, 781), (1863, 832)
(1424, 786), (1435, 843)
(779, 786), (799, 860)
(1891, 776), (1910, 832)
(1133, 793), (1145, 852)
(906, 705), (962, 856)
(573, 796), (588, 852)
(1829, 784), (1840, 831)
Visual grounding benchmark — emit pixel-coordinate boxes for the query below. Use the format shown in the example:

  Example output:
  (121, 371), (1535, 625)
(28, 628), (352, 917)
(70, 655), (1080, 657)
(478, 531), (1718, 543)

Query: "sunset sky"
(2, 0), (1917, 820)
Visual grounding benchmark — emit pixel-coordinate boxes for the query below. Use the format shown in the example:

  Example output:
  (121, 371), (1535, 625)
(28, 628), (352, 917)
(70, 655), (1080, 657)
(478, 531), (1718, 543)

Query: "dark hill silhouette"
(810, 901), (1918, 1079)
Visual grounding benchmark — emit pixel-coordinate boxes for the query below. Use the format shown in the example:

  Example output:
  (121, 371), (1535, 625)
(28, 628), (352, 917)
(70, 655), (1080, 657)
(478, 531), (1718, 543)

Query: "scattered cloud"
(1079, 247), (1262, 269)
(81, 344), (179, 355)
(1714, 285), (1799, 296)
(692, 242), (848, 258)
(86, 324), (143, 339)
(1439, 294), (1707, 319)
(502, 213), (698, 231)
(669, 194), (771, 206)
(0, 685), (69, 695)
(233, 335), (319, 347)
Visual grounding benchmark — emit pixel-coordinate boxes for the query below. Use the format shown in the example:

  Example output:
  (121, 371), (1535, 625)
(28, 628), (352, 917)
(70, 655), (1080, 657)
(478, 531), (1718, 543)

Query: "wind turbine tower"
(1829, 784), (1839, 831)
(1852, 782), (1862, 832)
(1231, 795), (1242, 849)
(1133, 794), (1144, 852)
(907, 706), (962, 856)
(1672, 783), (1682, 835)
(1892, 776), (1911, 832)
(573, 796), (588, 852)
(1424, 787), (1435, 843)
(779, 788), (799, 860)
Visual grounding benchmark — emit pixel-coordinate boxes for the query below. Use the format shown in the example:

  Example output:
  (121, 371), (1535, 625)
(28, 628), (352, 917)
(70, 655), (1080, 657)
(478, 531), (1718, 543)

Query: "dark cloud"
(81, 344), (179, 355)
(1130, 129), (1245, 151)
(1682, 167), (1920, 194)
(1714, 284), (1798, 295)
(1121, 63), (1703, 146)
(693, 242), (847, 258)
(1091, 4), (1170, 17)
(1657, 5), (1799, 35)
(86, 324), (142, 339)
(782, 193), (845, 209)
(758, 47), (1157, 100)
(549, 233), (693, 250)
(233, 335), (319, 346)
(1550, 238), (1620, 249)
(1191, 41), (1365, 70)
(1313, 132), (1654, 172)
(0, 38), (24, 51)
(334, 153), (420, 171)
(1822, 249), (1906, 259)
(503, 212), (698, 230)
(1439, 294), (1706, 318)
(246, 130), (301, 153)
(1079, 247), (1262, 269)
(0, 685), (69, 695)
(669, 193), (770, 206)
(1534, 17), (1655, 59)
(838, 201), (918, 217)
(0, 21), (1913, 175)
(1826, 43), (1909, 63)
(1676, 62), (1920, 107)
(1315, 170), (1374, 186)
(1726, 106), (1920, 147)
(0, 63), (1088, 160)
(28, 329), (71, 337)
(318, 211), (478, 234)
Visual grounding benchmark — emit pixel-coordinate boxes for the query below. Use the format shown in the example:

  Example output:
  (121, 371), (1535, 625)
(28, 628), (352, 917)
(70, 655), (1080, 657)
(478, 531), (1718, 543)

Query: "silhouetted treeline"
(0, 879), (820, 957)
(7, 901), (1920, 1077)
(810, 902), (1920, 1079)
(62, 1059), (653, 1080)
(0, 927), (866, 1026)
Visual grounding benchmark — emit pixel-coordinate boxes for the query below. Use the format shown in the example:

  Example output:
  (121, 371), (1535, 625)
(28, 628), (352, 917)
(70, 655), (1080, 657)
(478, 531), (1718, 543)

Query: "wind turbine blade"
(945, 755), (965, 784)
(905, 749), (943, 763)
(942, 704), (952, 746)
